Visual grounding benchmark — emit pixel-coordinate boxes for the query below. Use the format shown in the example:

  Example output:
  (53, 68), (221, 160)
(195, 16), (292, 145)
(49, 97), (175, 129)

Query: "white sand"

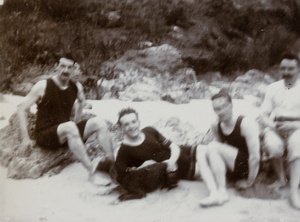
(1, 95), (299, 222)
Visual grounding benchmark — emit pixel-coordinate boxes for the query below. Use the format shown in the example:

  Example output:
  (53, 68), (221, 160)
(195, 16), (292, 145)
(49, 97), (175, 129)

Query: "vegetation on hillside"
(1, 0), (300, 92)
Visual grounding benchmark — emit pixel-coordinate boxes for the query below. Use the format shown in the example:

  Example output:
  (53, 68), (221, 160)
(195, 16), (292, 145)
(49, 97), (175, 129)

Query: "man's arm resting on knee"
(17, 81), (45, 154)
(238, 118), (261, 189)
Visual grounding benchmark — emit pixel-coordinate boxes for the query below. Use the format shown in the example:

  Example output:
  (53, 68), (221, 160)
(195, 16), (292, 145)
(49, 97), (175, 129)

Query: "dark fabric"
(227, 150), (249, 181)
(115, 127), (172, 183)
(176, 145), (197, 180)
(218, 116), (249, 181)
(36, 120), (87, 149)
(35, 78), (78, 133)
(120, 162), (168, 195)
(114, 127), (196, 199)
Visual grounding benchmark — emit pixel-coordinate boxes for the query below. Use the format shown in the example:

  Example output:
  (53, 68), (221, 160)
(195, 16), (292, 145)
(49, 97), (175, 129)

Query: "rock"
(0, 113), (76, 179)
(106, 11), (122, 28)
(0, 112), (110, 179)
(235, 69), (276, 85)
(12, 82), (34, 96)
(101, 44), (183, 77)
(162, 90), (190, 104)
(119, 81), (161, 101)
(153, 117), (209, 147)
(173, 68), (197, 84)
(138, 41), (153, 49)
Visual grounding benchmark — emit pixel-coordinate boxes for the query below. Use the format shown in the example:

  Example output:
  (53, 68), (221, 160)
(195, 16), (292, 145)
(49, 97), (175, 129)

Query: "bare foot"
(267, 180), (287, 190)
(290, 193), (300, 210)
(199, 192), (226, 208)
(89, 172), (111, 187)
(218, 188), (229, 204)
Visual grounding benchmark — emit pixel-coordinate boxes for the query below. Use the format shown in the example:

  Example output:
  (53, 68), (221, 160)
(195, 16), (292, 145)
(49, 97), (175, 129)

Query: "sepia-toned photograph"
(1, 0), (300, 221)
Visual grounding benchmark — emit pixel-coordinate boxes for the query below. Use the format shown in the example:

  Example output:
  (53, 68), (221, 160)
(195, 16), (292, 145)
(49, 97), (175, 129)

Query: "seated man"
(198, 89), (261, 207)
(16, 57), (114, 181)
(114, 108), (197, 201)
(260, 52), (300, 210)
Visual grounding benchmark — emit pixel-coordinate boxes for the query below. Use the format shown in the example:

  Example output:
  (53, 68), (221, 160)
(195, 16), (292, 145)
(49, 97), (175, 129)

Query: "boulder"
(101, 44), (184, 77)
(0, 113), (76, 179)
(119, 80), (162, 101)
(162, 90), (190, 104)
(0, 112), (111, 179)
(153, 116), (211, 147)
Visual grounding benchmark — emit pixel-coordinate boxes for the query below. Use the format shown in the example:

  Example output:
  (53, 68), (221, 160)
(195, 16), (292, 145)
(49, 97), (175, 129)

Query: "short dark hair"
(211, 88), (232, 103)
(280, 52), (299, 63)
(117, 107), (138, 125)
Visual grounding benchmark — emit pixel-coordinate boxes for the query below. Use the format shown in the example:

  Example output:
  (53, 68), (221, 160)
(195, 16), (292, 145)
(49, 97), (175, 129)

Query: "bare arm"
(274, 111), (300, 121)
(163, 142), (181, 172)
(16, 80), (46, 155)
(237, 117), (260, 188)
(259, 86), (276, 130)
(73, 82), (85, 123)
(210, 121), (222, 142)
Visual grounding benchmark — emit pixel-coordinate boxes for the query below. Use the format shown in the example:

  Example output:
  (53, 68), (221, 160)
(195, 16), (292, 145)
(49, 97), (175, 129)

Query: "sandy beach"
(1, 94), (299, 222)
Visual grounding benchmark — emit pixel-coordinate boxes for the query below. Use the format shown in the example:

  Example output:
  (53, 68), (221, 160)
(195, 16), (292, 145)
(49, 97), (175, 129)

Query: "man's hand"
(19, 138), (33, 157)
(138, 160), (156, 169)
(163, 159), (178, 172)
(235, 179), (253, 190)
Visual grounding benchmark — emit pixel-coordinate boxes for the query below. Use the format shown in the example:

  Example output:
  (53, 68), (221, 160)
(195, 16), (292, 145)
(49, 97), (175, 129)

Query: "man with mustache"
(17, 58), (114, 181)
(260, 52), (300, 210)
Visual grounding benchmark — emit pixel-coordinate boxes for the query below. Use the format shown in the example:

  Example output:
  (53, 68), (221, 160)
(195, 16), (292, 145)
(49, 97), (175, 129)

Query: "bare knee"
(288, 130), (300, 148)
(196, 145), (209, 161)
(87, 117), (108, 133)
(58, 121), (80, 139)
(287, 130), (300, 162)
(205, 141), (222, 163)
(263, 131), (284, 158)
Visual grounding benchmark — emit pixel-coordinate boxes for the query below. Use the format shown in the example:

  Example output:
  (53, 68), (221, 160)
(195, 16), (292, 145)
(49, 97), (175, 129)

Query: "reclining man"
(198, 89), (261, 207)
(260, 52), (300, 210)
(17, 57), (114, 181)
(114, 107), (197, 201)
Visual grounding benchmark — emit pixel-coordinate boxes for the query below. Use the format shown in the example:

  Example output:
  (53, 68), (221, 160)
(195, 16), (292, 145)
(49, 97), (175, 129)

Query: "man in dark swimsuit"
(17, 58), (114, 182)
(198, 89), (260, 207)
(114, 108), (197, 201)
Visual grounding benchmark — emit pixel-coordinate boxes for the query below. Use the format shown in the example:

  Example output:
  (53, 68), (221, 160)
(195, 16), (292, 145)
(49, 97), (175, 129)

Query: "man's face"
(212, 97), (233, 122)
(119, 113), (141, 139)
(57, 58), (75, 84)
(279, 59), (299, 86)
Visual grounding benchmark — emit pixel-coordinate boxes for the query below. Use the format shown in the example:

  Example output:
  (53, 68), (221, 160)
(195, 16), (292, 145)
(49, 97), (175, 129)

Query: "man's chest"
(272, 87), (300, 110)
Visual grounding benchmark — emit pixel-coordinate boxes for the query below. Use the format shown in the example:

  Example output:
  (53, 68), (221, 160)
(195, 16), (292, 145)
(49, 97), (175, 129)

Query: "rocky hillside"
(1, 0), (300, 99)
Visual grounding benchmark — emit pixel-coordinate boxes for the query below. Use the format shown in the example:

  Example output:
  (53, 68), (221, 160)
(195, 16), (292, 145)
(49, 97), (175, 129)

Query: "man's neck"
(123, 132), (145, 146)
(221, 114), (238, 128)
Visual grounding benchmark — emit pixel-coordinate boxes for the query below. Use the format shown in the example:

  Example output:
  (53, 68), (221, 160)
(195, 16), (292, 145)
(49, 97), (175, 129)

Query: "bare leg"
(268, 157), (287, 189)
(263, 130), (286, 189)
(289, 159), (300, 210)
(57, 122), (93, 172)
(197, 145), (220, 207)
(84, 117), (114, 161)
(206, 145), (229, 205)
(198, 142), (236, 207)
(197, 145), (218, 193)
